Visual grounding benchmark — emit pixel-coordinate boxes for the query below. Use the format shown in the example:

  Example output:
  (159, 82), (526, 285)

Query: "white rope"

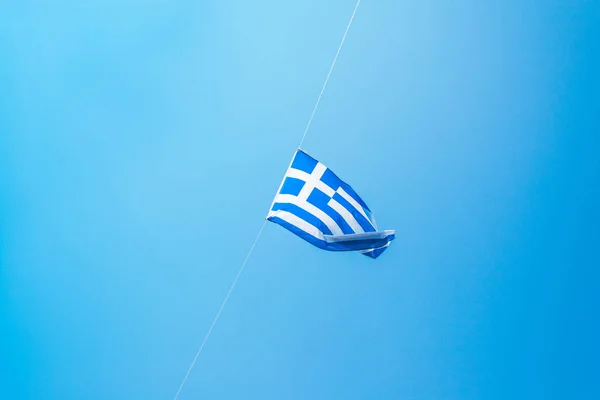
(172, 1), (362, 397)
(298, 0), (362, 149)
(172, 221), (267, 400)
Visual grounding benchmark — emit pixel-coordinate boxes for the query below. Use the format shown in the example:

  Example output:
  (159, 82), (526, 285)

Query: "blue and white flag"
(266, 149), (395, 259)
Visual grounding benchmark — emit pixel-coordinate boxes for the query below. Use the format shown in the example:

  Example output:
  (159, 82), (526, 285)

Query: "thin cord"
(173, 221), (267, 400)
(172, 1), (363, 398)
(298, 0), (362, 149)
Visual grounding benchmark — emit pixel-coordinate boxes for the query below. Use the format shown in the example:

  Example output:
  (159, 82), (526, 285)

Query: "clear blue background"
(2, 1), (599, 399)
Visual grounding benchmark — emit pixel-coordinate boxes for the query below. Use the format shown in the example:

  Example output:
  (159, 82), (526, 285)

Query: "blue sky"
(1, 0), (599, 399)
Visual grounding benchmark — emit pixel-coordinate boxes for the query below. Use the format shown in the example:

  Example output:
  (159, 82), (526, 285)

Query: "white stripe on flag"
(271, 210), (324, 240)
(275, 194), (344, 236)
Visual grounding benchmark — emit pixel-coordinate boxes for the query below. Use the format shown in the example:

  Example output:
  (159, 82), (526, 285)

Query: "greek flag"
(266, 149), (395, 259)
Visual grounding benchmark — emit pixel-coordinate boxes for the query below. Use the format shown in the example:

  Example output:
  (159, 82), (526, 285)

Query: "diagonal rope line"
(172, 1), (362, 398)
(298, 0), (362, 149)
(172, 221), (267, 400)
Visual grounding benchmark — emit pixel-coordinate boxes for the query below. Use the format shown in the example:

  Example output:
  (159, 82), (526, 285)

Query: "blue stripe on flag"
(268, 216), (329, 250)
(340, 182), (372, 213)
(332, 192), (375, 232)
(307, 189), (355, 234)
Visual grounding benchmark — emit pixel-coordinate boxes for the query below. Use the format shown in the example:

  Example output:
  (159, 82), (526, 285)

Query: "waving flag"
(266, 149), (395, 259)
